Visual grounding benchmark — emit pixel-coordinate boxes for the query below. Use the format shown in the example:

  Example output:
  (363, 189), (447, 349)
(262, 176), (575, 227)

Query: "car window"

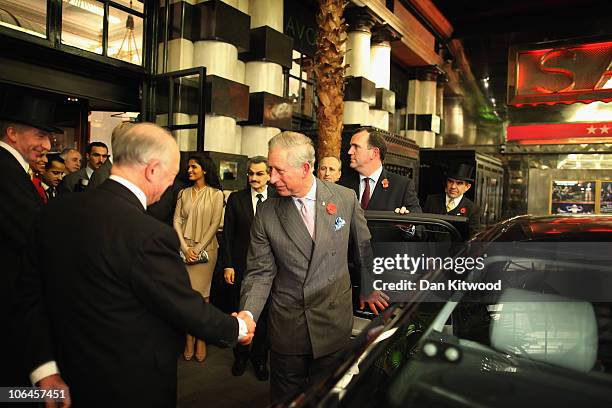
(335, 252), (612, 408)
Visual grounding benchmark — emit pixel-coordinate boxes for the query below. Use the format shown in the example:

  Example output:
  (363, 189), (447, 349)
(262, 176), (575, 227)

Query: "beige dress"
(173, 186), (224, 297)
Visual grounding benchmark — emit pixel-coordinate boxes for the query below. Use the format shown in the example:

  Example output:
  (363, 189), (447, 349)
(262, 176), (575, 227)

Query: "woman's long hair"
(187, 152), (223, 190)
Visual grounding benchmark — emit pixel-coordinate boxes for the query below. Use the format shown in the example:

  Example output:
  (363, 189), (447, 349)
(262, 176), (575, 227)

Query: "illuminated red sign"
(507, 122), (612, 144)
(508, 40), (612, 106)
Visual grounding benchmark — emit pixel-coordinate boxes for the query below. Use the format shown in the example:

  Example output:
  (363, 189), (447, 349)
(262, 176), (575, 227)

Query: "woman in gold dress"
(173, 153), (224, 362)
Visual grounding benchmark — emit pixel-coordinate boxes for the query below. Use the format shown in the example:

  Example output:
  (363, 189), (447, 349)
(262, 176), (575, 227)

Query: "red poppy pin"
(459, 207), (467, 214)
(381, 178), (389, 189)
(326, 202), (337, 215)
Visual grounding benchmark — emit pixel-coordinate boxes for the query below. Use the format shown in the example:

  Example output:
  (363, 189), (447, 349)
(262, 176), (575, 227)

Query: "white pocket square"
(334, 217), (346, 231)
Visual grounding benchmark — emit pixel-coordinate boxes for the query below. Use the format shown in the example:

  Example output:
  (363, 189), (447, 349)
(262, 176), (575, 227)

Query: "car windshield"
(329, 244), (612, 408)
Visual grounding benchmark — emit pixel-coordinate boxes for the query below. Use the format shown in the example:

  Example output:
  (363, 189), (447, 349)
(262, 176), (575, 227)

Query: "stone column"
(406, 66), (441, 148)
(158, 0), (196, 73)
(435, 76), (446, 147)
(443, 96), (464, 145)
(240, 15), (293, 157)
(195, 0), (250, 153)
(249, 0), (282, 31)
(343, 10), (375, 127)
(156, 1), (200, 150)
(366, 26), (399, 131)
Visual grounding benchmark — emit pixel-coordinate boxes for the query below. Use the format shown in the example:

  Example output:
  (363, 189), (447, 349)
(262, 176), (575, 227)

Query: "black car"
(284, 214), (612, 408)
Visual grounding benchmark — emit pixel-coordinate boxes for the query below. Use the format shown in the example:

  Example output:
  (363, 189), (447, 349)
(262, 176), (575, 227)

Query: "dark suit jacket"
(0, 146), (46, 385)
(58, 167), (88, 194)
(147, 177), (188, 226)
(423, 193), (481, 235)
(221, 186), (275, 276)
(221, 186), (274, 309)
(20, 179), (239, 407)
(241, 179), (372, 358)
(341, 168), (422, 212)
(87, 159), (112, 190)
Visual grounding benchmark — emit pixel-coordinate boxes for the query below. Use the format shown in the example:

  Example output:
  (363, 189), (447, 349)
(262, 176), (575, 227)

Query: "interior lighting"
(568, 101), (612, 122)
(65, 0), (121, 24)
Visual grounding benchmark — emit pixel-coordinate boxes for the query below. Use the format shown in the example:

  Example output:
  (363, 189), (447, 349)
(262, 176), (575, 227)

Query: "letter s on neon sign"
(535, 48), (576, 94)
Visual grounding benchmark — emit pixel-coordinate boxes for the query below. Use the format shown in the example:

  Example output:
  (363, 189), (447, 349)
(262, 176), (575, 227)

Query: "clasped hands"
(232, 310), (256, 345)
(185, 248), (200, 264)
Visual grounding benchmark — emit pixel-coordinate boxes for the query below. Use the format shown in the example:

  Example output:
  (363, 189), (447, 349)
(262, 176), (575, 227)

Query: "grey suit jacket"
(59, 167), (89, 194)
(240, 179), (372, 358)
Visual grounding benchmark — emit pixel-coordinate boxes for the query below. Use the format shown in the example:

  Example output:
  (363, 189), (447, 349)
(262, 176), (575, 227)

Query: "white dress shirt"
(446, 194), (464, 212)
(109, 175), (148, 209)
(0, 140), (29, 173)
(358, 165), (383, 202)
(250, 187), (268, 214)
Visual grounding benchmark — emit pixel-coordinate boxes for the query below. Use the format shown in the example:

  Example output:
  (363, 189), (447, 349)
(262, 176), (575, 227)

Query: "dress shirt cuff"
(236, 317), (248, 341)
(236, 311), (255, 341)
(30, 361), (59, 385)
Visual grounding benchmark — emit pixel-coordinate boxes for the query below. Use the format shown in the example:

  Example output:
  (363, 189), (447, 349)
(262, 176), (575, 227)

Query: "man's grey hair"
(112, 122), (176, 167)
(59, 147), (79, 159)
(268, 131), (315, 169)
(0, 120), (28, 140)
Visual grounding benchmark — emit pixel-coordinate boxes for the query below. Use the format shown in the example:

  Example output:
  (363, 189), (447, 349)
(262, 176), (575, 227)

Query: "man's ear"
(144, 160), (161, 182)
(302, 162), (312, 176)
(5, 126), (18, 144)
(465, 183), (472, 191)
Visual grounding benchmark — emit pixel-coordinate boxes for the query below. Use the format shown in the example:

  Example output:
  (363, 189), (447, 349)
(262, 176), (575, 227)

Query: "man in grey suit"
(240, 131), (388, 402)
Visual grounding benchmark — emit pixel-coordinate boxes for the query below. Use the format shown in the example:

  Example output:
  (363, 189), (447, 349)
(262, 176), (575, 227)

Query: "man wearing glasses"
(59, 141), (109, 193)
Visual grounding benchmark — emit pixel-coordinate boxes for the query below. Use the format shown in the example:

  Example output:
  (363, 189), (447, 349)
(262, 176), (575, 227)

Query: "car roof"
(477, 214), (612, 241)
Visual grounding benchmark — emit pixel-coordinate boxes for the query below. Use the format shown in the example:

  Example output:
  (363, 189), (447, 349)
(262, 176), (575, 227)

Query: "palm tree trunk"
(314, 0), (347, 161)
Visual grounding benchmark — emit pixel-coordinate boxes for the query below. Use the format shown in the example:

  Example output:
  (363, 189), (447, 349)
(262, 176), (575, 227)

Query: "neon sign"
(508, 40), (612, 106)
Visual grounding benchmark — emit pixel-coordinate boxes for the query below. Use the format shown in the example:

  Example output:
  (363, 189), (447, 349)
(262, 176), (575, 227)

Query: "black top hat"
(447, 163), (474, 183)
(0, 91), (63, 133)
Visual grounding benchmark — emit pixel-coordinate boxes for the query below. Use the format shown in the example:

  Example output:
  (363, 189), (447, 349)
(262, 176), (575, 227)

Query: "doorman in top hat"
(423, 163), (481, 236)
(0, 89), (71, 400)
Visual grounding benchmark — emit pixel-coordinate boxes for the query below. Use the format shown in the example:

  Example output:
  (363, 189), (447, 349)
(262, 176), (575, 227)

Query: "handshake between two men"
(232, 310), (257, 345)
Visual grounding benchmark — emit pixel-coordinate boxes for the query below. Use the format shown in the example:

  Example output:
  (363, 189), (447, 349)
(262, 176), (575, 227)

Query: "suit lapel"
(239, 188), (254, 222)
(0, 147), (41, 204)
(453, 196), (469, 216)
(309, 179), (335, 272)
(343, 173), (360, 199)
(275, 196), (313, 260)
(368, 168), (388, 208)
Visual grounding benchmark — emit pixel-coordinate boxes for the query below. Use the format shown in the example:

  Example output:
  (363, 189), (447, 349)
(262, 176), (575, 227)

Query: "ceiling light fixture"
(65, 0), (121, 24)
